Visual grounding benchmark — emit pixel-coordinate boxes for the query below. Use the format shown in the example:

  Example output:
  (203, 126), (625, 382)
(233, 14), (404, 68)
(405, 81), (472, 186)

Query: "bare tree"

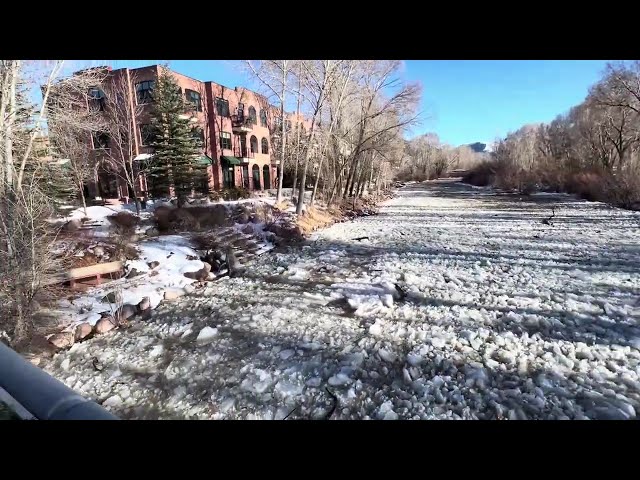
(47, 66), (108, 215)
(101, 72), (147, 213)
(0, 60), (77, 344)
(245, 60), (292, 202)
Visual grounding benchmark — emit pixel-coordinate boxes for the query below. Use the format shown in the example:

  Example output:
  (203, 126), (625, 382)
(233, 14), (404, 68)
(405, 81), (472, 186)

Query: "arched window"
(248, 106), (257, 125)
(250, 135), (258, 154)
(261, 138), (269, 154)
(260, 109), (267, 127)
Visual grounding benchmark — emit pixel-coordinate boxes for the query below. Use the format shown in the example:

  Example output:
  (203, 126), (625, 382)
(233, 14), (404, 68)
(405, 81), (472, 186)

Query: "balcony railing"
(234, 147), (255, 161)
(231, 114), (254, 133)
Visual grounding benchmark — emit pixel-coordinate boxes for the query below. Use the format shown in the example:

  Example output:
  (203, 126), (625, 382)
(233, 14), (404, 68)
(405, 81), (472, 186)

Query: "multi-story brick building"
(75, 64), (306, 201)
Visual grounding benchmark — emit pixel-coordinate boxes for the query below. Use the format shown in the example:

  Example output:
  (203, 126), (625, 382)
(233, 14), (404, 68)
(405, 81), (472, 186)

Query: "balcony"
(234, 147), (255, 163)
(231, 114), (253, 133)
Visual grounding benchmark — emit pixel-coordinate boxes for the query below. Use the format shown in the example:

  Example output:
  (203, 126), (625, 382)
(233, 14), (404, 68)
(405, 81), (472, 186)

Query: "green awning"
(221, 156), (241, 166)
(197, 155), (214, 166)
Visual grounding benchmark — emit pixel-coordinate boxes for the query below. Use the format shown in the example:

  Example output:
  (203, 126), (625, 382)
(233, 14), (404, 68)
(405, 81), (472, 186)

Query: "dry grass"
(297, 207), (339, 235)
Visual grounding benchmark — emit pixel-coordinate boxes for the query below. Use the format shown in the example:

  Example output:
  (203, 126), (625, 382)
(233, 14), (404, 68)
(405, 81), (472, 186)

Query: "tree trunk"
(275, 68), (287, 204)
(80, 187), (88, 217)
(291, 70), (302, 201)
(310, 157), (323, 206)
(4, 61), (18, 189)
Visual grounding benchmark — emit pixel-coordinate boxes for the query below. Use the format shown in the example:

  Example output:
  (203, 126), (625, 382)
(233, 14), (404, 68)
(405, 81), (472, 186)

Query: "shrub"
(106, 211), (140, 237)
(221, 188), (252, 201)
(462, 161), (496, 186)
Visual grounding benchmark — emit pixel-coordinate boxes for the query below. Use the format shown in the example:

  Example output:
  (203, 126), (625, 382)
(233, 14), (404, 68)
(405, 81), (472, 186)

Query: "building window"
(216, 97), (229, 117)
(185, 89), (202, 112)
(261, 138), (269, 155)
(135, 80), (155, 104)
(220, 131), (232, 150)
(88, 87), (106, 111)
(139, 124), (153, 146)
(248, 106), (257, 125)
(92, 132), (110, 150)
(260, 109), (267, 127)
(237, 103), (245, 117)
(193, 127), (204, 144)
(250, 135), (258, 154)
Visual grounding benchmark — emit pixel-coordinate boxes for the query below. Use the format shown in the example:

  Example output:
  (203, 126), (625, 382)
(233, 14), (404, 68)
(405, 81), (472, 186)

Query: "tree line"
(464, 61), (640, 210)
(245, 60), (422, 213)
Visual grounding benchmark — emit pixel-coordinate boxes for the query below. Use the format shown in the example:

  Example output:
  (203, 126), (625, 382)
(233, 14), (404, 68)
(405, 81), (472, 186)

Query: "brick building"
(75, 64), (306, 201)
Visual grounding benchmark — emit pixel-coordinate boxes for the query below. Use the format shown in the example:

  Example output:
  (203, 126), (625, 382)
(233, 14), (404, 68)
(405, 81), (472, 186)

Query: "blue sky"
(79, 59), (612, 147)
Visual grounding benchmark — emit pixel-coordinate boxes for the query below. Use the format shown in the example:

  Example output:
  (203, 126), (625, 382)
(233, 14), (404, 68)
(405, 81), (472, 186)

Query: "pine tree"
(147, 67), (206, 202)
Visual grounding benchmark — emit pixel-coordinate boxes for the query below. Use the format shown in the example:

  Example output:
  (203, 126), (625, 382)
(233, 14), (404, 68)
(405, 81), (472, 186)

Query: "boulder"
(147, 261), (160, 269)
(242, 224), (254, 235)
(93, 246), (105, 257)
(49, 332), (74, 349)
(183, 283), (196, 295)
(184, 262), (211, 281)
(74, 322), (92, 342)
(225, 247), (244, 278)
(126, 268), (141, 279)
(94, 317), (117, 334)
(145, 227), (159, 237)
(115, 304), (137, 323)
(137, 296), (151, 312)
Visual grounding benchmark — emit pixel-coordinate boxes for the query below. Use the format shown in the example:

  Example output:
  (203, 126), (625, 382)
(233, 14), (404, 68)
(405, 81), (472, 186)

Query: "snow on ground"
(53, 235), (206, 327)
(43, 179), (640, 419)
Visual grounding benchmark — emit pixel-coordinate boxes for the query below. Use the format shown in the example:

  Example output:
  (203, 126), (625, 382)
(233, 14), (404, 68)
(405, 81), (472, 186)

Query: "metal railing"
(0, 342), (118, 420)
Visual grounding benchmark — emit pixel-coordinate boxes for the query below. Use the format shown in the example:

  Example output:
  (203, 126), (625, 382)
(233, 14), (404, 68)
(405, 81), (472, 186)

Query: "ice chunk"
(378, 349), (397, 363)
(279, 349), (295, 360)
(328, 373), (352, 386)
(196, 326), (218, 345)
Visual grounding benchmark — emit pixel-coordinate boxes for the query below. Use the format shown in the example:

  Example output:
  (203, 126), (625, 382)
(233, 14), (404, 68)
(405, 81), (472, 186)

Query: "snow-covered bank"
(43, 179), (640, 419)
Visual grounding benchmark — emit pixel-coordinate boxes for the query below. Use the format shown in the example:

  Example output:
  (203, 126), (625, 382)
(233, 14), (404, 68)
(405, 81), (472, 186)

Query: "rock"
(184, 263), (211, 281)
(101, 291), (122, 304)
(93, 246), (105, 257)
(126, 268), (141, 279)
(49, 332), (74, 349)
(147, 261), (160, 269)
(242, 224), (254, 235)
(237, 213), (249, 224)
(94, 317), (117, 334)
(137, 296), (151, 312)
(225, 247), (244, 278)
(145, 227), (159, 237)
(115, 304), (137, 323)
(74, 322), (92, 341)
(164, 289), (184, 301)
(183, 284), (196, 295)
(29, 356), (41, 367)
(62, 218), (82, 232)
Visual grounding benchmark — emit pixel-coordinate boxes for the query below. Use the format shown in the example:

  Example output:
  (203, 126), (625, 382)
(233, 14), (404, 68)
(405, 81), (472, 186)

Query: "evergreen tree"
(147, 67), (206, 202)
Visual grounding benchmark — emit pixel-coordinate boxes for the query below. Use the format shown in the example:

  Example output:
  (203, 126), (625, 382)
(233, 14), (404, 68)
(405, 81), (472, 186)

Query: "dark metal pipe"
(0, 342), (118, 420)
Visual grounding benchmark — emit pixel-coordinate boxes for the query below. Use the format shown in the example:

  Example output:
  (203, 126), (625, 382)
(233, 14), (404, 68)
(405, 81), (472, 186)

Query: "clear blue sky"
(79, 59), (613, 147)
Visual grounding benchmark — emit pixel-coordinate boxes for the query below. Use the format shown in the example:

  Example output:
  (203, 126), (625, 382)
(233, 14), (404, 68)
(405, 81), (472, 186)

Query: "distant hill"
(467, 142), (487, 153)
